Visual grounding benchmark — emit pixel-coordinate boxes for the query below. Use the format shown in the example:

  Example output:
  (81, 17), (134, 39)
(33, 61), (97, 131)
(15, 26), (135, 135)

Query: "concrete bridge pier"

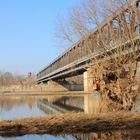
(84, 68), (94, 93)
(84, 94), (96, 114)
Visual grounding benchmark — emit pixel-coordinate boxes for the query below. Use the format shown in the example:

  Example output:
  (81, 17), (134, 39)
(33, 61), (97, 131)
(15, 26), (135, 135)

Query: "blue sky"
(0, 0), (80, 75)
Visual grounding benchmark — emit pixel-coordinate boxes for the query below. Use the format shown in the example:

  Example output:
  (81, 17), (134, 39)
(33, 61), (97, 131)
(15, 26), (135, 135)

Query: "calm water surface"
(0, 94), (83, 140)
(0, 93), (139, 140)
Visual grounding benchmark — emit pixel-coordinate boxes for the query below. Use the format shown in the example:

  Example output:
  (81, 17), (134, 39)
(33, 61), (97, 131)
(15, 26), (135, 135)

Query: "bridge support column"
(84, 68), (94, 93)
(84, 94), (96, 114)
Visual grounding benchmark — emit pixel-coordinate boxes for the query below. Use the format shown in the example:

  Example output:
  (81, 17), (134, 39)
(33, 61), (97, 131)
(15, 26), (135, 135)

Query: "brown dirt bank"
(0, 112), (140, 137)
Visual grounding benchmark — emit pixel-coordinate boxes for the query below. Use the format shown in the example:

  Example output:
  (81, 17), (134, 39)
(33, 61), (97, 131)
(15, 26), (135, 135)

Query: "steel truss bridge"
(37, 0), (140, 83)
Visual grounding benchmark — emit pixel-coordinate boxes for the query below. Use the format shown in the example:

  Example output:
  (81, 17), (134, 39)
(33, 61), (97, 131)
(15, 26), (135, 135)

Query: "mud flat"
(0, 112), (140, 137)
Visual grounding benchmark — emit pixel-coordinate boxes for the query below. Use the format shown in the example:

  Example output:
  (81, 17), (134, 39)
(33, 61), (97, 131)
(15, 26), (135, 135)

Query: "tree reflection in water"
(0, 96), (36, 112)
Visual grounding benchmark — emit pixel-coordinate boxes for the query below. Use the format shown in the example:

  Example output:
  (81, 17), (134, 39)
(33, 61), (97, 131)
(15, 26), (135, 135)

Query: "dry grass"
(0, 112), (140, 137)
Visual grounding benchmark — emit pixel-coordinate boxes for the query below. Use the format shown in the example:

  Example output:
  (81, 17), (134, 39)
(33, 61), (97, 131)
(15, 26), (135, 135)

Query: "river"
(0, 93), (139, 140)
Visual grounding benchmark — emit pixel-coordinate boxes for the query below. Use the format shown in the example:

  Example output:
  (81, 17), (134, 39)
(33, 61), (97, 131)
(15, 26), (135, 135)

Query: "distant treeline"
(0, 72), (36, 86)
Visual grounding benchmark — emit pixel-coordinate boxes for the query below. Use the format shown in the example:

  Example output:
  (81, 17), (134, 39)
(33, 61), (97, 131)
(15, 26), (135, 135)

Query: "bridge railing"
(37, 0), (140, 81)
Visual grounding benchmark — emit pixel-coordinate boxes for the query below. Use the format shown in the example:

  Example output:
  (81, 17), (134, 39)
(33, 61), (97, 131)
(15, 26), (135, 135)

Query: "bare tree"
(0, 71), (36, 86)
(56, 0), (131, 47)
(56, 0), (140, 111)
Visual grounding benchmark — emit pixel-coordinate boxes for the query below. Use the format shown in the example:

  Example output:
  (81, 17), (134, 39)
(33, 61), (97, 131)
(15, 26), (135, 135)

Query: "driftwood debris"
(0, 112), (140, 137)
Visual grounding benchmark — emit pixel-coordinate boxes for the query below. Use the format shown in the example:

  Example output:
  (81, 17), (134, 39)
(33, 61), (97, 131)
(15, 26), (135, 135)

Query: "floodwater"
(0, 93), (140, 140)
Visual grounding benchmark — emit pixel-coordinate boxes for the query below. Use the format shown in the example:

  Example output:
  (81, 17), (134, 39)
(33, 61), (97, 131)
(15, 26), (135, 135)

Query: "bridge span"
(37, 0), (140, 90)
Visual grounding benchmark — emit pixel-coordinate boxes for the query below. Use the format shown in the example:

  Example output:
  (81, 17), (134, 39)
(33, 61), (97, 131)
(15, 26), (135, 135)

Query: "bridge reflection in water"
(37, 94), (97, 114)
(36, 95), (92, 140)
(37, 96), (84, 114)
(36, 94), (107, 115)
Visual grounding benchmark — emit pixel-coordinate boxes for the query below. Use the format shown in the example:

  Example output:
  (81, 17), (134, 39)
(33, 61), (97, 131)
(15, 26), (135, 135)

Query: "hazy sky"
(0, 0), (80, 75)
